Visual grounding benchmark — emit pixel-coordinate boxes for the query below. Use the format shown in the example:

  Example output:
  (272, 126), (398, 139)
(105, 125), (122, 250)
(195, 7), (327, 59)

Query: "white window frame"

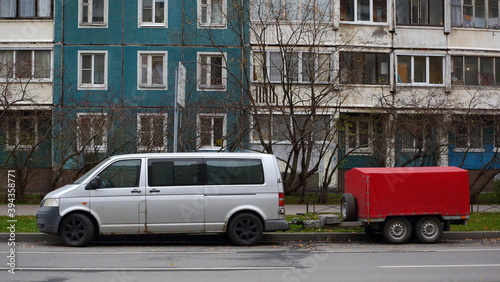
(78, 51), (108, 90)
(396, 54), (445, 86)
(78, 0), (108, 27)
(451, 0), (500, 28)
(0, 0), (52, 18)
(0, 49), (52, 82)
(250, 0), (333, 23)
(5, 116), (38, 150)
(197, 52), (227, 91)
(453, 120), (485, 152)
(197, 0), (227, 29)
(138, 0), (168, 27)
(340, 0), (388, 24)
(197, 113), (226, 150)
(77, 113), (108, 152)
(137, 113), (168, 152)
(346, 118), (373, 154)
(400, 125), (426, 153)
(252, 51), (333, 84)
(137, 51), (168, 89)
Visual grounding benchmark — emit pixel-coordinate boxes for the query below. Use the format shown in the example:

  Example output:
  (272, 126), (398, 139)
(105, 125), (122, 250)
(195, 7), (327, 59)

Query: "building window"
(253, 51), (332, 83)
(198, 52), (226, 90)
(198, 0), (226, 28)
(400, 124), (425, 152)
(340, 0), (387, 23)
(79, 0), (107, 26)
(198, 114), (226, 150)
(340, 52), (389, 84)
(77, 113), (107, 152)
(396, 55), (443, 85)
(451, 0), (500, 28)
(139, 0), (167, 26)
(0, 50), (51, 81)
(78, 51), (107, 89)
(250, 0), (333, 22)
(137, 113), (167, 152)
(396, 0), (444, 26)
(0, 0), (52, 18)
(4, 116), (38, 150)
(346, 119), (373, 154)
(454, 119), (483, 151)
(451, 56), (500, 86)
(252, 114), (331, 143)
(138, 51), (167, 89)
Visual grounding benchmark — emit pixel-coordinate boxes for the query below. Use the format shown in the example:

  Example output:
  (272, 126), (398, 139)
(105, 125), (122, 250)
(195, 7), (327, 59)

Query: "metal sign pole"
(173, 66), (179, 152)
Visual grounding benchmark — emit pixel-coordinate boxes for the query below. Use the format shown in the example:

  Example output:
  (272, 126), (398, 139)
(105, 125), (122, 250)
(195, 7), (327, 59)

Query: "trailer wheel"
(382, 217), (412, 244)
(414, 216), (443, 244)
(341, 193), (357, 221)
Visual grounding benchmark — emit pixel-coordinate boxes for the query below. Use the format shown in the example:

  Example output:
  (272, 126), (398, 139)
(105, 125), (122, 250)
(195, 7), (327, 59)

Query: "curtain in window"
(152, 56), (163, 85)
(19, 0), (35, 17)
(0, 50), (14, 78)
(451, 0), (462, 26)
(211, 0), (223, 24)
(94, 54), (105, 84)
(0, 0), (16, 17)
(38, 0), (51, 17)
(34, 50), (51, 78)
(92, 0), (104, 22)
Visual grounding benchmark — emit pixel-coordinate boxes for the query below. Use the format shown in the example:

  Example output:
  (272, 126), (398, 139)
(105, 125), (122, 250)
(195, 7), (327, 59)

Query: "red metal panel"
(345, 167), (470, 220)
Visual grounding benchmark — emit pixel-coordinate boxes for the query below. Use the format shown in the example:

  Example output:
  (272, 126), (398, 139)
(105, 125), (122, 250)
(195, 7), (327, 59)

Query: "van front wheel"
(59, 213), (94, 247)
(227, 213), (263, 246)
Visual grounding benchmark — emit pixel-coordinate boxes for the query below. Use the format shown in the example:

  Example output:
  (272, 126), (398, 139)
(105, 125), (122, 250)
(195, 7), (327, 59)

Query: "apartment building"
(249, 0), (500, 191)
(0, 0), (54, 192)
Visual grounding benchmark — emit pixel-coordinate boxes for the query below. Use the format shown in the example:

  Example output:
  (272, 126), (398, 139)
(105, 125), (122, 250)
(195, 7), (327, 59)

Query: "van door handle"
(149, 188), (160, 193)
(131, 189), (142, 193)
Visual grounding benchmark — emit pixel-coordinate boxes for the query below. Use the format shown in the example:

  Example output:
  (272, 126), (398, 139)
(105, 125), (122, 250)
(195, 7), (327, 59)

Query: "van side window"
(205, 159), (264, 185)
(148, 159), (200, 186)
(98, 159), (141, 188)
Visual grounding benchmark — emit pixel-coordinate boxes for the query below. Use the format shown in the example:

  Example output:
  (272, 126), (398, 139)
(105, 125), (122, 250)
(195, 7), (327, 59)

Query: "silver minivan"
(36, 153), (289, 246)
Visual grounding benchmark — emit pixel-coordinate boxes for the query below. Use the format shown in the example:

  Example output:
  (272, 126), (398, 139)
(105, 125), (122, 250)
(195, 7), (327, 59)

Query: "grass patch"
(285, 193), (342, 205)
(451, 212), (500, 232)
(0, 216), (38, 233)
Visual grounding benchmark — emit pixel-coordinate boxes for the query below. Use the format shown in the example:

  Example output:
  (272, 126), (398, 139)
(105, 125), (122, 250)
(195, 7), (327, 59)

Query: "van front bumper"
(36, 206), (62, 235)
(265, 219), (289, 232)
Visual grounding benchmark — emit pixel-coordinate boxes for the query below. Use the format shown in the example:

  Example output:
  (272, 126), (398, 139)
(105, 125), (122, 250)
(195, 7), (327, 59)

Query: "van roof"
(107, 152), (273, 160)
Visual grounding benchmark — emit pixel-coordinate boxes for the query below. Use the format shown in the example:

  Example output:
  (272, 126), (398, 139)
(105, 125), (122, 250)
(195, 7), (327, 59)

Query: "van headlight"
(41, 198), (60, 207)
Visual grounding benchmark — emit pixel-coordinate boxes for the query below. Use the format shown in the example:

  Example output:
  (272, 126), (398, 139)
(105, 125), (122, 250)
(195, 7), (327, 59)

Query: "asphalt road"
(1, 238), (499, 282)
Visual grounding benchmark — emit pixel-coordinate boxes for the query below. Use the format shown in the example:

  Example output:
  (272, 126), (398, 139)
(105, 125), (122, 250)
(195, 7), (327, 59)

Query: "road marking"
(0, 266), (294, 272)
(313, 248), (500, 254)
(15, 251), (236, 255)
(380, 264), (500, 269)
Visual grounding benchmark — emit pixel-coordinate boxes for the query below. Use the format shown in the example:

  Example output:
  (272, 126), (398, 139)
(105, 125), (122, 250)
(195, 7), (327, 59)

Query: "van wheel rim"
(234, 218), (258, 241)
(62, 219), (86, 242)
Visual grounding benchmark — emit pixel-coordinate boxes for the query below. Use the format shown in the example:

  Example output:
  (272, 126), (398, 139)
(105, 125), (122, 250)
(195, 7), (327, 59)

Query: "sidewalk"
(1, 204), (499, 216)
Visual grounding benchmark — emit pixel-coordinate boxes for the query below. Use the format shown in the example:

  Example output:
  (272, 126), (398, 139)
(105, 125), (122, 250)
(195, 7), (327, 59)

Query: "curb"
(2, 231), (499, 244)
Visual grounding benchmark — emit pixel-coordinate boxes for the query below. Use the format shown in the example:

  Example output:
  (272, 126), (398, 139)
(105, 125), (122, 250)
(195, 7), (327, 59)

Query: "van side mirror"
(85, 176), (102, 190)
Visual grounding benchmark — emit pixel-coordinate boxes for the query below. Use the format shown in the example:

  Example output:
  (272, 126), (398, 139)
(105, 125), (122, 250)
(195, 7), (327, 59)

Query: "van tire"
(227, 213), (263, 246)
(341, 193), (357, 221)
(59, 213), (94, 247)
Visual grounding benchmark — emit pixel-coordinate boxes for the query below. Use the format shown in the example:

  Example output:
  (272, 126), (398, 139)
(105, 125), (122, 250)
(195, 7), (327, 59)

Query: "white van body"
(36, 153), (289, 246)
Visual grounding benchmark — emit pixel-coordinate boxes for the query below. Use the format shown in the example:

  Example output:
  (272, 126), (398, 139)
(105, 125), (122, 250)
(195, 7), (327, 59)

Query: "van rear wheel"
(227, 213), (263, 246)
(59, 213), (94, 247)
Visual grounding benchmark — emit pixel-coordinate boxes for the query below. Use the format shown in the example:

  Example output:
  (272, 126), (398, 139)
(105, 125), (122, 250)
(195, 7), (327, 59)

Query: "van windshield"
(73, 158), (110, 184)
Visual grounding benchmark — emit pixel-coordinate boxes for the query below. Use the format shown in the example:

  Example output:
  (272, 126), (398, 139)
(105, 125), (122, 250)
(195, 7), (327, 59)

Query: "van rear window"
(205, 159), (264, 185)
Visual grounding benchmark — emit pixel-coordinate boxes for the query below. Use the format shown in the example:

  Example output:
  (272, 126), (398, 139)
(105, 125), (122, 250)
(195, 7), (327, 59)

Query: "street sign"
(177, 62), (186, 108)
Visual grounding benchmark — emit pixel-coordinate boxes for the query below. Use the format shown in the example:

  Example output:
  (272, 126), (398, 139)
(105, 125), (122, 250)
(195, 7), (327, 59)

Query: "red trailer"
(341, 167), (470, 244)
